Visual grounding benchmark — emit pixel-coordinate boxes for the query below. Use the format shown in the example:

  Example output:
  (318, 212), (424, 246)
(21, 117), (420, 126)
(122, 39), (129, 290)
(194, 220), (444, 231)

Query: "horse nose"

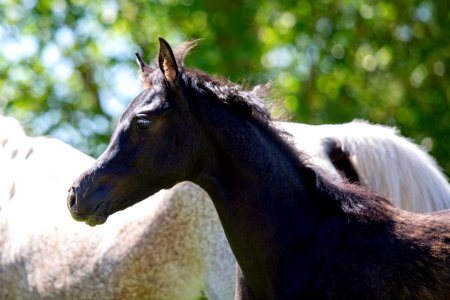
(67, 187), (78, 211)
(67, 187), (87, 221)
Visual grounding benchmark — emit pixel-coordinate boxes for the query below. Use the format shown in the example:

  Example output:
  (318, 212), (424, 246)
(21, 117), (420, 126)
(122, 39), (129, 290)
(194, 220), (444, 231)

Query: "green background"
(1, 0), (449, 176)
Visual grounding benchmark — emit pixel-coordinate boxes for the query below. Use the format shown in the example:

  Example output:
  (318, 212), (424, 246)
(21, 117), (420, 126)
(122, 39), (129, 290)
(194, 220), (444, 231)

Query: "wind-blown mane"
(175, 54), (397, 224)
(140, 44), (402, 224)
(141, 43), (448, 214)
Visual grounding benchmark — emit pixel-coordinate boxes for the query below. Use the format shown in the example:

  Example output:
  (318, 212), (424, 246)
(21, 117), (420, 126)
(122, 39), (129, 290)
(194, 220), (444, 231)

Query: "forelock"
(173, 39), (200, 65)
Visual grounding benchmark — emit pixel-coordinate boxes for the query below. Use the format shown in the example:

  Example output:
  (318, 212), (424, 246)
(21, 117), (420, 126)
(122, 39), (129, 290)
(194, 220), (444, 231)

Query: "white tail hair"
(280, 120), (450, 212)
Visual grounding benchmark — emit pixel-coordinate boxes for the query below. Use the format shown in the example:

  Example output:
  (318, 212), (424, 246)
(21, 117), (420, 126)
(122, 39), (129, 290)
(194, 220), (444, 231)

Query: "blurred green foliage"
(1, 0), (449, 175)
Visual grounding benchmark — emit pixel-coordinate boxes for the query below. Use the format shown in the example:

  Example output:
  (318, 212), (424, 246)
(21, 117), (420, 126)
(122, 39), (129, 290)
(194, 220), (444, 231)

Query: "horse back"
(369, 210), (450, 298)
(310, 207), (450, 299)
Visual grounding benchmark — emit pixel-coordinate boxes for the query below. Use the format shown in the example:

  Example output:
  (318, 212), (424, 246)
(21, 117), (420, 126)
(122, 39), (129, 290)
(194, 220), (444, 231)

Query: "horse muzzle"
(67, 186), (109, 226)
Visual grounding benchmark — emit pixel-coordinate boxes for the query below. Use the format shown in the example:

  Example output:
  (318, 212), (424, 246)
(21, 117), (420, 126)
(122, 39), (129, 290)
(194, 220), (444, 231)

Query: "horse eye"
(136, 118), (151, 130)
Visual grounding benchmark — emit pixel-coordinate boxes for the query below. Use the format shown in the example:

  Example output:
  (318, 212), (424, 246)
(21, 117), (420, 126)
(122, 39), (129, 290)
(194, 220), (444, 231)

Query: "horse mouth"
(69, 201), (109, 227)
(85, 213), (108, 226)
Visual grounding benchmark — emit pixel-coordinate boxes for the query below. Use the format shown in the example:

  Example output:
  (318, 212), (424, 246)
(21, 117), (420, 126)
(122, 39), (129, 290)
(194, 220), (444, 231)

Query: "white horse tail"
(335, 120), (450, 212)
(280, 120), (450, 213)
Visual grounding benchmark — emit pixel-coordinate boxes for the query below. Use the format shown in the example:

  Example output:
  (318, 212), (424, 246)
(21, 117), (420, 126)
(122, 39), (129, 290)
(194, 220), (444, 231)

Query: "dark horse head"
(68, 37), (257, 226)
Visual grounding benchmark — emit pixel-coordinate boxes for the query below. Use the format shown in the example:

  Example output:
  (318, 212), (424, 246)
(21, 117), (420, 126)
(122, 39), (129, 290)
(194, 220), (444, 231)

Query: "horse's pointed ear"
(135, 52), (151, 72)
(158, 37), (178, 83)
(135, 52), (154, 89)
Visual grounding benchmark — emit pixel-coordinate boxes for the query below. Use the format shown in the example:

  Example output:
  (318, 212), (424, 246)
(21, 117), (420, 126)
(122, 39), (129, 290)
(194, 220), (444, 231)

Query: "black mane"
(182, 64), (395, 223)
(185, 68), (271, 123)
(141, 40), (392, 224)
(140, 41), (395, 223)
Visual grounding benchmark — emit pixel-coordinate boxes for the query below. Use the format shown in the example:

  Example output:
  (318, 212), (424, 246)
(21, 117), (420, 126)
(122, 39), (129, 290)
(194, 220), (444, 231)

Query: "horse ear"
(135, 52), (154, 89)
(158, 37), (178, 83)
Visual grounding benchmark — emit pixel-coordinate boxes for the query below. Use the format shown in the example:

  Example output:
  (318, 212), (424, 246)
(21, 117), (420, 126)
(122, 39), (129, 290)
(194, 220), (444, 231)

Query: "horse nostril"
(68, 187), (77, 211)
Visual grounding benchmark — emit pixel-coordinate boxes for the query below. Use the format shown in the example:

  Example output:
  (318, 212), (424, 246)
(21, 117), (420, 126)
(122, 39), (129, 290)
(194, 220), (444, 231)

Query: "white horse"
(0, 116), (234, 299)
(1, 115), (449, 299)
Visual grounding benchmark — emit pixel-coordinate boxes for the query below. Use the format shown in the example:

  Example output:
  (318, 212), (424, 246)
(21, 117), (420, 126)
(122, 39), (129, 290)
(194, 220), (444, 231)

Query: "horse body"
(68, 39), (450, 299)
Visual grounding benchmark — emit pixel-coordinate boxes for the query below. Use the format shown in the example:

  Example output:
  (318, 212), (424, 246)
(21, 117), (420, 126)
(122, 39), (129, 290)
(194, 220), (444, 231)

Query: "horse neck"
(194, 108), (310, 199)
(192, 107), (325, 292)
